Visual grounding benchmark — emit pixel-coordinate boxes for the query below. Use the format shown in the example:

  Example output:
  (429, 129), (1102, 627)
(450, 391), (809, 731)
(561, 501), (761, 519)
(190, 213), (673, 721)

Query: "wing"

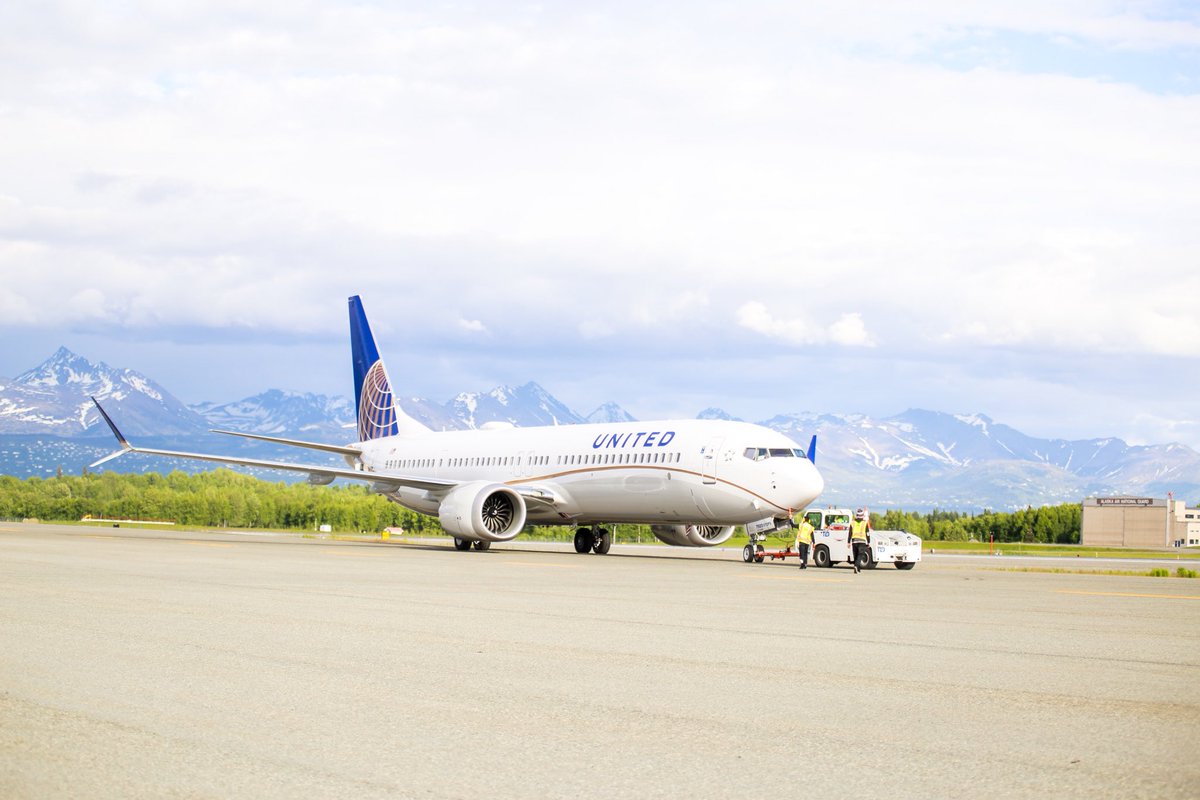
(88, 397), (455, 494)
(210, 428), (364, 458)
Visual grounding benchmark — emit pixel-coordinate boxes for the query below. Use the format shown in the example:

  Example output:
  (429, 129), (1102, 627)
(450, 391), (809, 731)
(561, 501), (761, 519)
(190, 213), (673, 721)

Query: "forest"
(0, 470), (1082, 543)
(872, 505), (1081, 544)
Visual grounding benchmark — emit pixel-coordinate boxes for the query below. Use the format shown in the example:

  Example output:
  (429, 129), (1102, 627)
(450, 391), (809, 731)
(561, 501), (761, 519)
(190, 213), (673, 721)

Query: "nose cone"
(792, 459), (824, 509)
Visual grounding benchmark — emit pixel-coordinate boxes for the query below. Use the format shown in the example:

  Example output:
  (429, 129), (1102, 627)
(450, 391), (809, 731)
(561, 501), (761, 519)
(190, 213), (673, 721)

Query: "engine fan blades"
(481, 494), (514, 533)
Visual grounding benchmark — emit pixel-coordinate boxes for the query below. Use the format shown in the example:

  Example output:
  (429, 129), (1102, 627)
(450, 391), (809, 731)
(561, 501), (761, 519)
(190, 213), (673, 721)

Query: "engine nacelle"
(650, 524), (736, 547)
(438, 481), (527, 542)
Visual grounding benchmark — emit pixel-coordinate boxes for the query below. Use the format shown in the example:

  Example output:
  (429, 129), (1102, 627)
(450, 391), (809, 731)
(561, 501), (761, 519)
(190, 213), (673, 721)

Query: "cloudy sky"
(1, 1), (1198, 447)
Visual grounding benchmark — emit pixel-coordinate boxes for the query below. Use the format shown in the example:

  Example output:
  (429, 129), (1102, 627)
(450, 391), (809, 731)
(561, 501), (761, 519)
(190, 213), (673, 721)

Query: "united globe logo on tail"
(349, 295), (401, 442)
(358, 360), (398, 441)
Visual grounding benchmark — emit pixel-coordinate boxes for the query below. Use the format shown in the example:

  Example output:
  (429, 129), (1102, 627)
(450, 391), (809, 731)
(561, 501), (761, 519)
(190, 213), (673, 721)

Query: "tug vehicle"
(804, 507), (921, 570)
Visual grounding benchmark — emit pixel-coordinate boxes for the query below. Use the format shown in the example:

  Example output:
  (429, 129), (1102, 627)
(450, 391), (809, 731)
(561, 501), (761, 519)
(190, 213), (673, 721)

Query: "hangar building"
(1081, 497), (1200, 548)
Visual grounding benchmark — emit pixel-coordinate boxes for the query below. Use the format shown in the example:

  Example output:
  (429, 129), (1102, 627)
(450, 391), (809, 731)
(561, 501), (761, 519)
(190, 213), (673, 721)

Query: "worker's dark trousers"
(798, 543), (809, 568)
(851, 541), (867, 565)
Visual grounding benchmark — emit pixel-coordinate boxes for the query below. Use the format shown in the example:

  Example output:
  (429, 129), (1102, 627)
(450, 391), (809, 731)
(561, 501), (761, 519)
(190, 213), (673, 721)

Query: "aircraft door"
(700, 438), (724, 485)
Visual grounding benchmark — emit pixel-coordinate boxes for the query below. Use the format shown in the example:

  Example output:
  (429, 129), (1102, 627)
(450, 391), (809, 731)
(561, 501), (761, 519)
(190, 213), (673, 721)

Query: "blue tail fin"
(807, 435), (817, 464)
(348, 295), (428, 441)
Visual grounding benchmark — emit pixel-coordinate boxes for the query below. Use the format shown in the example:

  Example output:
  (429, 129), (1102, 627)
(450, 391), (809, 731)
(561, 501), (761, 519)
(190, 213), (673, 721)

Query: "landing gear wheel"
(754, 544), (765, 564)
(574, 528), (593, 554)
(896, 561), (916, 570)
(593, 528), (612, 555)
(473, 540), (491, 551)
(742, 544), (755, 563)
(813, 546), (831, 568)
(854, 546), (871, 571)
(453, 537), (472, 551)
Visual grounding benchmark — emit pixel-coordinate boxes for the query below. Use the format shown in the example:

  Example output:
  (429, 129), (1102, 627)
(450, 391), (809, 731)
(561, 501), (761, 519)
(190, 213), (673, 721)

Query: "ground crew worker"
(850, 507), (871, 573)
(794, 516), (814, 569)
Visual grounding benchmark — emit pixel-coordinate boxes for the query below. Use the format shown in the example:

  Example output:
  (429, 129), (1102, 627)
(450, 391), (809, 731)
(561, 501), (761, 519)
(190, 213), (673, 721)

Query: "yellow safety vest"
(795, 521), (814, 547)
(850, 519), (869, 541)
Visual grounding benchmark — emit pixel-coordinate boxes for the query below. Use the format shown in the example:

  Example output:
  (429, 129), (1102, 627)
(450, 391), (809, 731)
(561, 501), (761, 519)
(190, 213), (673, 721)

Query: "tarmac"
(2, 522), (1198, 799)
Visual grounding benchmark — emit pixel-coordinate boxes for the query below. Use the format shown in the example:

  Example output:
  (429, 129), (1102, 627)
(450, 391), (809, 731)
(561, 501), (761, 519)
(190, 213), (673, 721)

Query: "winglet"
(89, 396), (134, 468)
(806, 435), (817, 464)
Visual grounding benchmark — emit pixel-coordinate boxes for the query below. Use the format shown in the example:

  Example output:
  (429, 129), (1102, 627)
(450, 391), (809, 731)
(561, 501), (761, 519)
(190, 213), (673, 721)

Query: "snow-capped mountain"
(396, 396), (463, 432)
(447, 382), (584, 428)
(760, 409), (1200, 508)
(190, 382), (588, 435)
(697, 407), (744, 422)
(191, 391), (355, 440)
(586, 402), (637, 424)
(0, 347), (205, 436)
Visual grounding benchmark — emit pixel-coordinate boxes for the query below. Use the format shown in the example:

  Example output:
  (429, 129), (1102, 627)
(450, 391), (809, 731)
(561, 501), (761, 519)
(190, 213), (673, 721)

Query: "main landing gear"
(452, 537), (491, 551)
(573, 526), (612, 555)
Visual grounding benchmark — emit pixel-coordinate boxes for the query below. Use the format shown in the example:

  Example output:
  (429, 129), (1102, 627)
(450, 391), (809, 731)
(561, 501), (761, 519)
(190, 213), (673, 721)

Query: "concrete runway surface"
(2, 522), (1198, 799)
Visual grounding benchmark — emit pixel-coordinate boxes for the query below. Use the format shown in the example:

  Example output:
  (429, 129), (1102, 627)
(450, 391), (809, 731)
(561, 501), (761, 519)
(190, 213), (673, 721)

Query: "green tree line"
(873, 505), (1082, 543)
(0, 470), (431, 533)
(1, 470), (1082, 543)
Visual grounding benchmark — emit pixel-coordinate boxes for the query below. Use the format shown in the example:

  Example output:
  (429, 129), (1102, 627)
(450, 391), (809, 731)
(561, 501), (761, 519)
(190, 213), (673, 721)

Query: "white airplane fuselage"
(355, 418), (823, 526)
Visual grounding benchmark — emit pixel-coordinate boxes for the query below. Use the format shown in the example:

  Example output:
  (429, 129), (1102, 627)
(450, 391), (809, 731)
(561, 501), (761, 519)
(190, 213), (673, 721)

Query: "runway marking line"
(322, 549), (385, 557)
(1057, 589), (1200, 601)
(86, 535), (120, 541)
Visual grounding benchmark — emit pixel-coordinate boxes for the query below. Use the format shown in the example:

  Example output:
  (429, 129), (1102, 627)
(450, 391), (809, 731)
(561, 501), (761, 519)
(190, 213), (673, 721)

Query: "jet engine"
(438, 481), (527, 542)
(650, 524), (736, 547)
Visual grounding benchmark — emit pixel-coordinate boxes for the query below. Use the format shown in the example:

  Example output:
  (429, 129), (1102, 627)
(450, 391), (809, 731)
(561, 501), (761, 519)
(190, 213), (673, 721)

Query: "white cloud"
(1128, 412), (1200, 449)
(828, 313), (875, 347)
(457, 318), (487, 334)
(0, 2), (1197, 446)
(737, 302), (876, 348)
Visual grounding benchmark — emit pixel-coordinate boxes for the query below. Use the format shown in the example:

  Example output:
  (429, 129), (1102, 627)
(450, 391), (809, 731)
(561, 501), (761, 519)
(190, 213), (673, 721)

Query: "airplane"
(90, 295), (824, 554)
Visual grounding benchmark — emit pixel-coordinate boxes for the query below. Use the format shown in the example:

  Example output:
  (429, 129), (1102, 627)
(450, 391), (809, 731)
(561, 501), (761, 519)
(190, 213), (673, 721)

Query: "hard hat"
(854, 507), (865, 520)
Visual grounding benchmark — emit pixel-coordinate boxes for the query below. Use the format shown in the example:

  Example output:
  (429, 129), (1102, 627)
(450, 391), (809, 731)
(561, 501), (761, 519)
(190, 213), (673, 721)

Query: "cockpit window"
(792, 448), (808, 459)
(744, 447), (801, 460)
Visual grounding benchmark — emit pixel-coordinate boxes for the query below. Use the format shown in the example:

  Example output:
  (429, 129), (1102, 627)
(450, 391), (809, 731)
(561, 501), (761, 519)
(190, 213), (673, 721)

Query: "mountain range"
(2, 348), (1197, 509)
